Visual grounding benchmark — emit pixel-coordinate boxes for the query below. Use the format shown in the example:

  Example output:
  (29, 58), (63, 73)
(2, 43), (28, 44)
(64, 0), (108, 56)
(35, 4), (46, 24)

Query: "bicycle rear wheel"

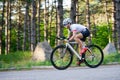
(50, 45), (73, 70)
(84, 45), (104, 68)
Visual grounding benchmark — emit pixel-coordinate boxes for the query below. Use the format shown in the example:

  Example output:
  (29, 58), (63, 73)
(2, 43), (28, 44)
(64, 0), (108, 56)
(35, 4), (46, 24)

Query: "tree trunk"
(23, 1), (29, 51)
(44, 0), (47, 41)
(49, 1), (54, 44)
(55, 0), (58, 45)
(37, 0), (41, 42)
(5, 0), (10, 54)
(17, 1), (21, 51)
(28, 15), (31, 50)
(76, 0), (80, 23)
(86, 0), (91, 43)
(115, 0), (120, 52)
(112, 0), (117, 49)
(57, 0), (63, 45)
(9, 0), (12, 53)
(44, 0), (49, 41)
(31, 0), (37, 52)
(0, 0), (5, 54)
(70, 0), (78, 23)
(105, 0), (111, 43)
(26, 2), (31, 50)
(0, 25), (1, 54)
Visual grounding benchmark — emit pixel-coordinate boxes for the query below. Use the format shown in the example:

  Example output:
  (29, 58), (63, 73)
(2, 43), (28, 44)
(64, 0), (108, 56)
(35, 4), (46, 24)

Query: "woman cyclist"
(63, 18), (90, 65)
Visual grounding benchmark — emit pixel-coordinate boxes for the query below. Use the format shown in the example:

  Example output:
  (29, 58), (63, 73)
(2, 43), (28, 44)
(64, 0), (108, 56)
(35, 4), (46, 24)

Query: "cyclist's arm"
(69, 31), (77, 41)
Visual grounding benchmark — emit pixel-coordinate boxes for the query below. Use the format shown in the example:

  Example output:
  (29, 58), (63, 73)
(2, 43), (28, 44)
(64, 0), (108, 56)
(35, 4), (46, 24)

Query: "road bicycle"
(50, 37), (104, 70)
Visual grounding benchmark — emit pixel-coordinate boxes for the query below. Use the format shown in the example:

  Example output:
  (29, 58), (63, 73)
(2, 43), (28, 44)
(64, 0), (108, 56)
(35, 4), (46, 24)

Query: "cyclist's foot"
(76, 60), (84, 66)
(80, 47), (88, 55)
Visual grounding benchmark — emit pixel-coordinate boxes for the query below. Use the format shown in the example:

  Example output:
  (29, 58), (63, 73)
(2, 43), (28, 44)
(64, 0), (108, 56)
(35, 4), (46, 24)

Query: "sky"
(41, 0), (71, 9)
(63, 0), (71, 9)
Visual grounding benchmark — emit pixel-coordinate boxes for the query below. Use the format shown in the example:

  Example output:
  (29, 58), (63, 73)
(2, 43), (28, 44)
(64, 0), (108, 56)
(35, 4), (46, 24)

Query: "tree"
(114, 0), (120, 52)
(37, 0), (41, 42)
(113, 0), (117, 49)
(5, 0), (11, 54)
(57, 0), (63, 43)
(44, 0), (49, 41)
(86, 0), (91, 43)
(0, 0), (5, 54)
(16, 0), (23, 51)
(31, 0), (37, 52)
(70, 0), (78, 23)
(0, 0), (119, 54)
(23, 0), (29, 51)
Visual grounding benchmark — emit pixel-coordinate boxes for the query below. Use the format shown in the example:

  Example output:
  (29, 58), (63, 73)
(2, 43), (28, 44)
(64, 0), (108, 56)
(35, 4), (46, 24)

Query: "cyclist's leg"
(74, 33), (86, 66)
(74, 33), (83, 54)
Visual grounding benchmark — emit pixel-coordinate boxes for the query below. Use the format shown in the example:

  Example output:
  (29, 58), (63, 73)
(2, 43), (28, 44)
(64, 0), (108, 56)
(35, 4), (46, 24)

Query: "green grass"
(103, 53), (120, 64)
(0, 51), (51, 70)
(0, 51), (120, 70)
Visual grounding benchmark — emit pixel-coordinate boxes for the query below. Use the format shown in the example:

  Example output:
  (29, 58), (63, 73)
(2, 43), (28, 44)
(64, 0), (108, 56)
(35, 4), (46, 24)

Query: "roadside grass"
(103, 53), (120, 64)
(0, 51), (51, 70)
(0, 51), (120, 70)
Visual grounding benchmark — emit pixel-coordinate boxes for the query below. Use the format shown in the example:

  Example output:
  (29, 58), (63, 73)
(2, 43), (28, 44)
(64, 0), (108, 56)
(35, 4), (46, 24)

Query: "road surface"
(0, 65), (120, 80)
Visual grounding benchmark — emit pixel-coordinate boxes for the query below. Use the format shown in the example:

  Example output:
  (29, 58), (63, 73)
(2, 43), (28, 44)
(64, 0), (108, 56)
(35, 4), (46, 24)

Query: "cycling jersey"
(69, 24), (90, 41)
(70, 24), (87, 33)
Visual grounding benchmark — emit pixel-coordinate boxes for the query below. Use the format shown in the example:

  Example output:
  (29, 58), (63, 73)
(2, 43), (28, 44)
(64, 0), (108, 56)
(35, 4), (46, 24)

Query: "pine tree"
(31, 0), (37, 52)
(57, 0), (63, 45)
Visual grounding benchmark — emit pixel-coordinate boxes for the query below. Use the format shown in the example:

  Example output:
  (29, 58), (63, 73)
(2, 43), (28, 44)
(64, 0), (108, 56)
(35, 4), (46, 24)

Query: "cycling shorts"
(80, 28), (90, 41)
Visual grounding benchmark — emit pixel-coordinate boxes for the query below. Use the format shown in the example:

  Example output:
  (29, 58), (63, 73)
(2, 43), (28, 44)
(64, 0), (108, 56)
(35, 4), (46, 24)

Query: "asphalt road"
(0, 65), (120, 80)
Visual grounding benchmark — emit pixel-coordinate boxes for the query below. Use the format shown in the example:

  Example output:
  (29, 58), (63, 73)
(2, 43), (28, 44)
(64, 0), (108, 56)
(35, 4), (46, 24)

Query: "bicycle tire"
(50, 45), (73, 70)
(84, 44), (104, 68)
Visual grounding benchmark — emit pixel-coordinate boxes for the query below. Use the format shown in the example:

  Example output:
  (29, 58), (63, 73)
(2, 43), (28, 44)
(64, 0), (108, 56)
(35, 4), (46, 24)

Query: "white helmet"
(63, 18), (72, 26)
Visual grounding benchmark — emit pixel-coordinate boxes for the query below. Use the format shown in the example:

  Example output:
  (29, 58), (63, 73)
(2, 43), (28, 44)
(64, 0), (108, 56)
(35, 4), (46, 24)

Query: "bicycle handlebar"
(56, 37), (78, 44)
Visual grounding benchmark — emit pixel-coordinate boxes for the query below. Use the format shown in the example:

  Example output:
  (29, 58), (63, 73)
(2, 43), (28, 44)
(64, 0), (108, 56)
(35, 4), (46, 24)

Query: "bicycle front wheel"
(84, 45), (104, 68)
(50, 45), (73, 70)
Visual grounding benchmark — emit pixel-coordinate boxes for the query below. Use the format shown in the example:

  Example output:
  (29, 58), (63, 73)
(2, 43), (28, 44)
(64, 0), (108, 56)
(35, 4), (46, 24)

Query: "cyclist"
(63, 18), (90, 65)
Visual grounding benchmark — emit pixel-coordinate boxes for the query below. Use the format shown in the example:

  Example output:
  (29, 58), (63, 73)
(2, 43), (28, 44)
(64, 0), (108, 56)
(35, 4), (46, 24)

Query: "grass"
(103, 53), (120, 64)
(0, 51), (51, 70)
(0, 51), (120, 70)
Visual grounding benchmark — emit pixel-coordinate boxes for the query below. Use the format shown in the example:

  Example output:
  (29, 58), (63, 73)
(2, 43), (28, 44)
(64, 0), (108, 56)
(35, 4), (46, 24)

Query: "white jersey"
(70, 24), (87, 32)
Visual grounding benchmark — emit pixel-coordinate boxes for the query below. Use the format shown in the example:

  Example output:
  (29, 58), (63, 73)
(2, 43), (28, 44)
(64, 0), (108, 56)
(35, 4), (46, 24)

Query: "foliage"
(91, 23), (112, 48)
(3, 22), (110, 51)
(0, 0), (119, 53)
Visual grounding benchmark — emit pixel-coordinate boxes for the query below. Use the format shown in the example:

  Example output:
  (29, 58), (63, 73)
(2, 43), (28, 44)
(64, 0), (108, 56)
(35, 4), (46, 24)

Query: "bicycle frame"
(65, 41), (82, 60)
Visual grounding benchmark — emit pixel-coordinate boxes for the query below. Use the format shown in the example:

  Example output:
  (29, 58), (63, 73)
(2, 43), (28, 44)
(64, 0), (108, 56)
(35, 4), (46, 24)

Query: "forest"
(0, 0), (120, 55)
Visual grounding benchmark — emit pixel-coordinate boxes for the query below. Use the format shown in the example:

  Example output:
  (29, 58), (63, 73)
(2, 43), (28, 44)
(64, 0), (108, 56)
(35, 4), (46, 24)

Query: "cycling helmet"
(63, 18), (72, 27)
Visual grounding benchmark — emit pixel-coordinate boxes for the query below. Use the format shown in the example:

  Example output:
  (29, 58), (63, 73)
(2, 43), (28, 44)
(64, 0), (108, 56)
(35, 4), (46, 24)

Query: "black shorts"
(81, 28), (90, 41)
